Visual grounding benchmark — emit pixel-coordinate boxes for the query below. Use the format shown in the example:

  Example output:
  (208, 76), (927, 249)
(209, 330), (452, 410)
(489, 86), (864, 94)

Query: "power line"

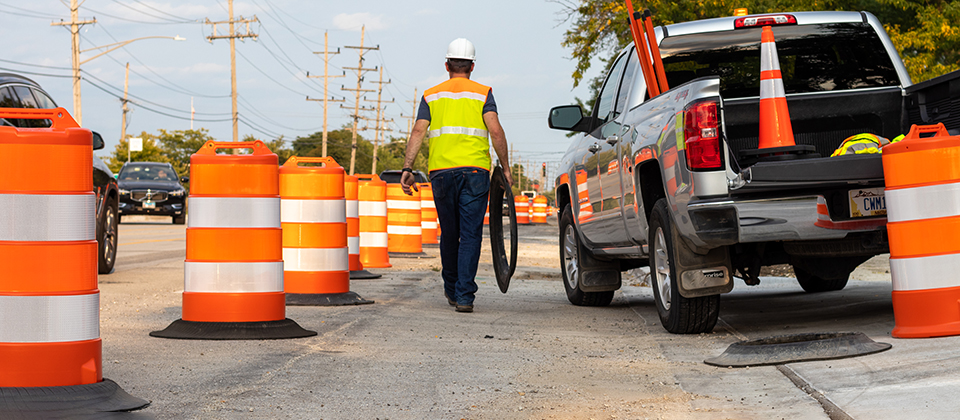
(81, 71), (230, 116)
(83, 77), (232, 122)
(0, 2), (63, 19)
(0, 66), (72, 78)
(0, 58), (73, 70)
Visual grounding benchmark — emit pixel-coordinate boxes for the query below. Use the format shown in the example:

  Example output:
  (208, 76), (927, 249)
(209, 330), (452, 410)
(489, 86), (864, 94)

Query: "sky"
(0, 0), (604, 183)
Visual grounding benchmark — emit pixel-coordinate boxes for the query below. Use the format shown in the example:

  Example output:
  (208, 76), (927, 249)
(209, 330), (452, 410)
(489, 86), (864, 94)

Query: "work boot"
(455, 304), (473, 313)
(445, 293), (456, 306)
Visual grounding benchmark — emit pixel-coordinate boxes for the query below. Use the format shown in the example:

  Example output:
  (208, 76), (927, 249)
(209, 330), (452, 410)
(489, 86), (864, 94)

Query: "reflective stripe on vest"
(424, 78), (492, 171)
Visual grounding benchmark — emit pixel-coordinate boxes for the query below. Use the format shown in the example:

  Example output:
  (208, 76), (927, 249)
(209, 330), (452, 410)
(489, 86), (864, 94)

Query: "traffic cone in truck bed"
(758, 25), (796, 149)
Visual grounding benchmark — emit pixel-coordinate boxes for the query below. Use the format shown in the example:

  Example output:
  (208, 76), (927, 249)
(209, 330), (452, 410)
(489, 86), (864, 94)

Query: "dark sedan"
(117, 162), (188, 224)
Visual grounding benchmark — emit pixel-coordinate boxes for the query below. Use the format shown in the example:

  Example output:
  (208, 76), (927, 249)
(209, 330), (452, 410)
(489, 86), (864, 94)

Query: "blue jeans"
(431, 167), (490, 306)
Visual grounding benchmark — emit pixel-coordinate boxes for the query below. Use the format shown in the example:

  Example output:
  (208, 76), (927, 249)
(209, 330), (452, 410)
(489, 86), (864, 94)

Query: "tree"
(154, 129), (216, 177)
(106, 133), (169, 174)
(556, 0), (960, 95)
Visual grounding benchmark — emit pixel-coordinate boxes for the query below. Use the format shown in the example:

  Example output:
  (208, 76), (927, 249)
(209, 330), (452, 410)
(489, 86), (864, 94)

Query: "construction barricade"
(280, 157), (371, 306)
(151, 140), (315, 340)
(347, 175), (380, 279)
(358, 174), (392, 268)
(484, 204), (490, 225)
(387, 183), (431, 258)
(420, 182), (439, 246)
(515, 195), (530, 225)
(883, 123), (960, 338)
(0, 108), (147, 416)
(531, 195), (548, 224)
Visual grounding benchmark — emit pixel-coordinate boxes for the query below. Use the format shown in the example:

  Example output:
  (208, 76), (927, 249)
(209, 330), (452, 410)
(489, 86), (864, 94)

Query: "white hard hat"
(445, 38), (476, 61)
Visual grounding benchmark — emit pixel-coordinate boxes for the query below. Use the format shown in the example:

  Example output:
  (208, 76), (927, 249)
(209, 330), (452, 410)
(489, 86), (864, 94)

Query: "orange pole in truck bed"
(643, 9), (669, 92)
(625, 0), (659, 98)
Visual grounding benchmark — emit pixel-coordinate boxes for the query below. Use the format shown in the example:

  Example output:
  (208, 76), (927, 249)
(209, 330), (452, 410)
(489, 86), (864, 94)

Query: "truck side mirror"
(548, 105), (589, 132)
(92, 131), (105, 150)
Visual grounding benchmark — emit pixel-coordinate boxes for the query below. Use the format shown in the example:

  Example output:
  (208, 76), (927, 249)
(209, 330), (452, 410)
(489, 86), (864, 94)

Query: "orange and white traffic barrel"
(280, 157), (371, 305)
(387, 183), (431, 258)
(357, 174), (392, 269)
(575, 169), (592, 222)
(346, 175), (381, 279)
(515, 195), (530, 224)
(532, 195), (548, 224)
(420, 182), (439, 246)
(484, 203), (490, 225)
(151, 140), (315, 340)
(883, 123), (960, 338)
(0, 108), (147, 413)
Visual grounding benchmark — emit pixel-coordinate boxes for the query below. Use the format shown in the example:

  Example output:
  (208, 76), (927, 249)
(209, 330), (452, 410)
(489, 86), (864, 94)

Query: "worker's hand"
(503, 169), (514, 187)
(400, 171), (419, 195)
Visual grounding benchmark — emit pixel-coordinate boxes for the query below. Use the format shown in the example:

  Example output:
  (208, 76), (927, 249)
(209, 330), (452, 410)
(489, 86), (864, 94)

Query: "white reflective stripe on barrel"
(422, 221), (438, 229)
(891, 255), (960, 291)
(386, 200), (420, 210)
(283, 248), (349, 272)
(280, 199), (345, 223)
(360, 232), (388, 247)
(0, 294), (99, 343)
(0, 194), (95, 241)
(421, 200), (436, 209)
(346, 200), (359, 218)
(184, 262), (284, 292)
(348, 236), (360, 254)
(387, 225), (421, 235)
(187, 197), (280, 228)
(359, 201), (388, 216)
(887, 182), (960, 223)
(517, 212), (529, 217)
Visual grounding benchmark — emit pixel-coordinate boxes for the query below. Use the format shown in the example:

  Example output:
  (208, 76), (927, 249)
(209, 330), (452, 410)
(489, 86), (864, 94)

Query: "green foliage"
(557, 0), (960, 95)
(153, 129), (216, 176)
(106, 134), (170, 174)
(291, 126), (428, 175)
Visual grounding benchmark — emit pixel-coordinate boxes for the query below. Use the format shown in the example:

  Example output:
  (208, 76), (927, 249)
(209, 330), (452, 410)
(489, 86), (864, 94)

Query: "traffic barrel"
(484, 203), (490, 225)
(387, 183), (431, 258)
(420, 182), (439, 246)
(357, 174), (392, 269)
(280, 157), (372, 306)
(532, 195), (548, 224)
(515, 195), (530, 224)
(883, 123), (960, 338)
(575, 169), (592, 222)
(758, 25), (796, 149)
(0, 108), (147, 415)
(346, 175), (380, 279)
(151, 140), (316, 340)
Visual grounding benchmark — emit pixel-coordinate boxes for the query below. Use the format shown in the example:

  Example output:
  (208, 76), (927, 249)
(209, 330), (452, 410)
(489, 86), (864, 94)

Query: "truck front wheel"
(649, 199), (719, 334)
(559, 205), (615, 307)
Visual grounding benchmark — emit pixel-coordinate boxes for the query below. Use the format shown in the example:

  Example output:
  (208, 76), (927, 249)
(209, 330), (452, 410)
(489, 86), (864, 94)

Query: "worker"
(400, 38), (513, 313)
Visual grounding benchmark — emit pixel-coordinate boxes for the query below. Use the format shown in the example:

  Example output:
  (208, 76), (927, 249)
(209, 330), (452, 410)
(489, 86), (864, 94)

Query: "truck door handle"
(606, 134), (620, 145)
(588, 143), (601, 153)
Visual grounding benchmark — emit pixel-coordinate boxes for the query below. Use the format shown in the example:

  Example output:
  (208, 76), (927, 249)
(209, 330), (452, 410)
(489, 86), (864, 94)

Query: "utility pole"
(400, 87), (418, 135)
(206, 0), (258, 141)
(306, 31), (344, 157)
(51, 0), (95, 125)
(190, 97), (195, 130)
(341, 26), (379, 175)
(120, 62), (130, 146)
(363, 67), (394, 174)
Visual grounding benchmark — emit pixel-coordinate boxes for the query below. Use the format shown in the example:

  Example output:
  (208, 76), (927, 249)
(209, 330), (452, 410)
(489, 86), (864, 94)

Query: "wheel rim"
(103, 206), (117, 266)
(653, 226), (671, 311)
(563, 224), (579, 290)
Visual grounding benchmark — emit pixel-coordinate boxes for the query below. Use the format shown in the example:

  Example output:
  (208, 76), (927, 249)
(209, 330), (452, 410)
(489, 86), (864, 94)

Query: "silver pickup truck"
(549, 11), (960, 334)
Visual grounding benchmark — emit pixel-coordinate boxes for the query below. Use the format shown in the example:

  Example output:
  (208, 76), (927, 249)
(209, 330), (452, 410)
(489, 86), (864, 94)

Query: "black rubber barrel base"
(422, 243), (440, 248)
(0, 378), (150, 419)
(149, 318), (317, 340)
(350, 270), (382, 279)
(286, 291), (374, 306)
(389, 252), (435, 259)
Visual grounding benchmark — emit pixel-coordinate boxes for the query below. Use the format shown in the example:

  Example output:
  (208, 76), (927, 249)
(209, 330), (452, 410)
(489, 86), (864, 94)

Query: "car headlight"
(119, 189), (130, 195)
(169, 188), (186, 197)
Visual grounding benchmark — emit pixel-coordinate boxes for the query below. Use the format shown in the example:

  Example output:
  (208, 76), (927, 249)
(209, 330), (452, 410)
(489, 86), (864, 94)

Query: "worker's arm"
(483, 111), (513, 186)
(400, 118), (430, 195)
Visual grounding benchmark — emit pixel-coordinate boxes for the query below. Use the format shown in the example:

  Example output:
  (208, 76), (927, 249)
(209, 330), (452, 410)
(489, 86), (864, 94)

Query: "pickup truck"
(548, 11), (960, 334)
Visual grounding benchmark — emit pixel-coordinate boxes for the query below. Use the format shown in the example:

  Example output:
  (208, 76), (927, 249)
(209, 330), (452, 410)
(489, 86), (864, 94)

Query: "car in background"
(0, 73), (119, 273)
(117, 162), (188, 224)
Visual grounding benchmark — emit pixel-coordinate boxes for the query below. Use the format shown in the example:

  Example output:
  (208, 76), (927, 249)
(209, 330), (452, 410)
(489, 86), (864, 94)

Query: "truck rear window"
(659, 23), (900, 98)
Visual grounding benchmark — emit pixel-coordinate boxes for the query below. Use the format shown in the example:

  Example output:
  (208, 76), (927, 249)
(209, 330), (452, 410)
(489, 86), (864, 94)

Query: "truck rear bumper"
(686, 195), (886, 247)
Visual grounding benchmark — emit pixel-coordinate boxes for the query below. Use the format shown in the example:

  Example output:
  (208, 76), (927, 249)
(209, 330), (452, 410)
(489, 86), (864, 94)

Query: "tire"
(173, 214), (186, 225)
(794, 266), (848, 293)
(649, 199), (719, 334)
(98, 198), (119, 274)
(559, 205), (615, 307)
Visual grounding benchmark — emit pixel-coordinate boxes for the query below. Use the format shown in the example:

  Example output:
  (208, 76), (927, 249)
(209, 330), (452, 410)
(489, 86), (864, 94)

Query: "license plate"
(143, 201), (156, 209)
(849, 187), (885, 218)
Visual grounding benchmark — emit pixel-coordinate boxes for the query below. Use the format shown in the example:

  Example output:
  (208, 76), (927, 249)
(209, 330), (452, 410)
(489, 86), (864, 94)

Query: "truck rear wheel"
(559, 205), (615, 307)
(649, 199), (719, 334)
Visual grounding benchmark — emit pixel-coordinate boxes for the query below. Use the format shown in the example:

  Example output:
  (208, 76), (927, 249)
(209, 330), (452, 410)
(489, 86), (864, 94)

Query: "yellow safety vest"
(424, 78), (492, 172)
(831, 133), (905, 157)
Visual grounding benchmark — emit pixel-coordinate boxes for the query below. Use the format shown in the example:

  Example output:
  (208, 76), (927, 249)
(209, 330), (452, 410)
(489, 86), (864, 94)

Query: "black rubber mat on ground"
(705, 332), (892, 367)
(0, 378), (150, 419)
(350, 270), (382, 279)
(286, 291), (373, 306)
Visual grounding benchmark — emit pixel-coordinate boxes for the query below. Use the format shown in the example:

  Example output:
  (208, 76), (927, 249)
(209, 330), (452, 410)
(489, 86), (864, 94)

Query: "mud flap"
(489, 165), (518, 293)
(673, 230), (734, 298)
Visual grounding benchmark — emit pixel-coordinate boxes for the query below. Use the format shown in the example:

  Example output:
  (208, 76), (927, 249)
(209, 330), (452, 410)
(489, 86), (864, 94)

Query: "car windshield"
(119, 165), (176, 182)
(659, 23), (900, 99)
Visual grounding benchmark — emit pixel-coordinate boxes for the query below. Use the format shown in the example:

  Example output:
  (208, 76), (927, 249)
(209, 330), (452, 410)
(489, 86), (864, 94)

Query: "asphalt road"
(88, 216), (960, 419)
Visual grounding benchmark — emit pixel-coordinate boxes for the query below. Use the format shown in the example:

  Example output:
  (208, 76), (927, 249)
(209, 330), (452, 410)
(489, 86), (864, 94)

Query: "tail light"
(734, 14), (797, 29)
(683, 100), (722, 170)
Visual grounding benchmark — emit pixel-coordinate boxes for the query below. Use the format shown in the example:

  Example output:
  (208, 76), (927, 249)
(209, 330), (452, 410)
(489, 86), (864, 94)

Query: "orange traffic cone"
(758, 26), (796, 149)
